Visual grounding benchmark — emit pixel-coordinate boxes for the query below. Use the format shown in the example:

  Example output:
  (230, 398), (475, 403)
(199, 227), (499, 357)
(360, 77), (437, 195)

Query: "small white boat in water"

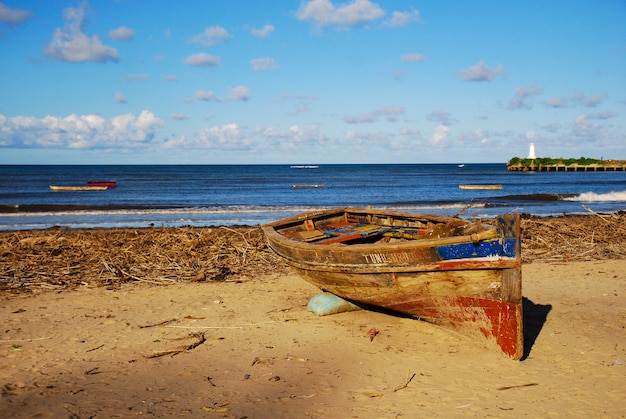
(291, 184), (325, 188)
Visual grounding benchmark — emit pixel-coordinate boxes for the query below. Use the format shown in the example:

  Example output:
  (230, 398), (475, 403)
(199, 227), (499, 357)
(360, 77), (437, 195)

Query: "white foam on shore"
(566, 190), (626, 202)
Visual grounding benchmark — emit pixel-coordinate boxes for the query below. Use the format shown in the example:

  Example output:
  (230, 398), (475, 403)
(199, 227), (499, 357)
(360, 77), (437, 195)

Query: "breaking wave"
(565, 190), (626, 202)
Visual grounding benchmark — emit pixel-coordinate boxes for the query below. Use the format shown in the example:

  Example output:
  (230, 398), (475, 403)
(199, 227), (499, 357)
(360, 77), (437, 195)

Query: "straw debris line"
(0, 226), (289, 294)
(519, 212), (626, 263)
(1, 213), (625, 294)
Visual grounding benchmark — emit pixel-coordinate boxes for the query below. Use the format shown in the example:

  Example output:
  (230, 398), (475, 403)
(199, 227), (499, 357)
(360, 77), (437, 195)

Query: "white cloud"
(0, 2), (32, 24)
(109, 25), (135, 42)
(585, 111), (616, 121)
(541, 123), (561, 134)
(461, 61), (505, 82)
(0, 111), (163, 149)
(43, 2), (119, 63)
(344, 106), (404, 124)
(195, 90), (217, 101)
(575, 92), (606, 107)
(507, 83), (543, 110)
(251, 57), (277, 71)
(195, 123), (252, 150)
(384, 10), (419, 27)
(544, 96), (568, 108)
(191, 26), (231, 46)
(288, 101), (312, 116)
(401, 53), (425, 62)
(261, 124), (327, 150)
(163, 75), (178, 81)
(170, 114), (190, 120)
(184, 53), (220, 67)
(571, 113), (603, 142)
(194, 86), (250, 102)
(115, 92), (127, 104)
(544, 91), (607, 109)
(164, 123), (327, 153)
(229, 85), (251, 101)
(431, 125), (450, 145)
(342, 126), (423, 155)
(251, 24), (275, 38)
(296, 0), (385, 28)
(426, 111), (453, 126)
(561, 111), (620, 148)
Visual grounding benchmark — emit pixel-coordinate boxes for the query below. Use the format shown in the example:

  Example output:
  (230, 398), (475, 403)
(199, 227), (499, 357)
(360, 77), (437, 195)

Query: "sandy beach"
(1, 214), (625, 418)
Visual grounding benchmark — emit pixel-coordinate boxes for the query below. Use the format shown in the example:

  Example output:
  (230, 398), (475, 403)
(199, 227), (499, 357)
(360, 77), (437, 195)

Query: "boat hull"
(263, 208), (523, 359)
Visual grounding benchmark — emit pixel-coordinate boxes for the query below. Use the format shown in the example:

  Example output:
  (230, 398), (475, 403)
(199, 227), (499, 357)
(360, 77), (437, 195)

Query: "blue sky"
(0, 0), (624, 165)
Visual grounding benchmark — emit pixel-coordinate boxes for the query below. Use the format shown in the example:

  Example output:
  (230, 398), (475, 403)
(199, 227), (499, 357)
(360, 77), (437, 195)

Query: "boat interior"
(274, 210), (492, 246)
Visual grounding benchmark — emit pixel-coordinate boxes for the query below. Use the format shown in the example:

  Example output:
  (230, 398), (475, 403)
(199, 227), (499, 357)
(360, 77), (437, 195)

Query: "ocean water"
(1, 164), (625, 230)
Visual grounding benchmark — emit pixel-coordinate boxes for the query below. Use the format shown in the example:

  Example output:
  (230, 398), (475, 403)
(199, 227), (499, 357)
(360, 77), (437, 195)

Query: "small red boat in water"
(87, 180), (117, 188)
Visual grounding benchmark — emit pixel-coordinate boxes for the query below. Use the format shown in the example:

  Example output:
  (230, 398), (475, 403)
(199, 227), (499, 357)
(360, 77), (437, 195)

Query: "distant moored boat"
(50, 185), (108, 191)
(87, 180), (117, 187)
(292, 184), (325, 188)
(459, 184), (502, 190)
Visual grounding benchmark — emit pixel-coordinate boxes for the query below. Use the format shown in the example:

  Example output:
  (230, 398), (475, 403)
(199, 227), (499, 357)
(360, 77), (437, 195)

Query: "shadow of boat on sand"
(521, 297), (552, 360)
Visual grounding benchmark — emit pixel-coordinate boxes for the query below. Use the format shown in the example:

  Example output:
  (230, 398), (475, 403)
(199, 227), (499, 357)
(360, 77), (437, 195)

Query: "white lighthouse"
(528, 143), (536, 159)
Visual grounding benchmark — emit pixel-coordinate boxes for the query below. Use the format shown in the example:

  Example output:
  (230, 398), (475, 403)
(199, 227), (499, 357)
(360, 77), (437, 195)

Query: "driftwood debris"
(145, 332), (207, 359)
(1, 213), (626, 294)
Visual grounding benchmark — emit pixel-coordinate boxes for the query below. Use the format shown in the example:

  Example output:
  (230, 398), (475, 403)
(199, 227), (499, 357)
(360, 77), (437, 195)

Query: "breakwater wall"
(507, 163), (626, 172)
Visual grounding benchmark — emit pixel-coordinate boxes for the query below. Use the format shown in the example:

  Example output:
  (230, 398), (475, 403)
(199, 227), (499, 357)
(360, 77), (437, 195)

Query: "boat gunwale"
(262, 207), (457, 228)
(262, 207), (498, 253)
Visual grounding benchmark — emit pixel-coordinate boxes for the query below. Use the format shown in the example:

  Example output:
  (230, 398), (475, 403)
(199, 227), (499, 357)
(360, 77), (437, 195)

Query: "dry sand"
(1, 217), (625, 418)
(1, 263), (624, 418)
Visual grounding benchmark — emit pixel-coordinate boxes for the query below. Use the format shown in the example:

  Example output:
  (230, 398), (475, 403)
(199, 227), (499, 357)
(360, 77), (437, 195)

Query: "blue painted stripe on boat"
(500, 238), (518, 258)
(436, 239), (517, 260)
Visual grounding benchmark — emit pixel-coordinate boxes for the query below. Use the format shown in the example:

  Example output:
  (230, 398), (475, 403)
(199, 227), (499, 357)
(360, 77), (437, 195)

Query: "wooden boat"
(459, 184), (503, 190)
(87, 180), (117, 187)
(262, 208), (523, 359)
(50, 185), (108, 191)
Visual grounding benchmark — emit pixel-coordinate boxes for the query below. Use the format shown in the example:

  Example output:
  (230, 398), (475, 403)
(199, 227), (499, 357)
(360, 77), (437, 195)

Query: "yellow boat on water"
(50, 185), (108, 191)
(459, 184), (502, 190)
